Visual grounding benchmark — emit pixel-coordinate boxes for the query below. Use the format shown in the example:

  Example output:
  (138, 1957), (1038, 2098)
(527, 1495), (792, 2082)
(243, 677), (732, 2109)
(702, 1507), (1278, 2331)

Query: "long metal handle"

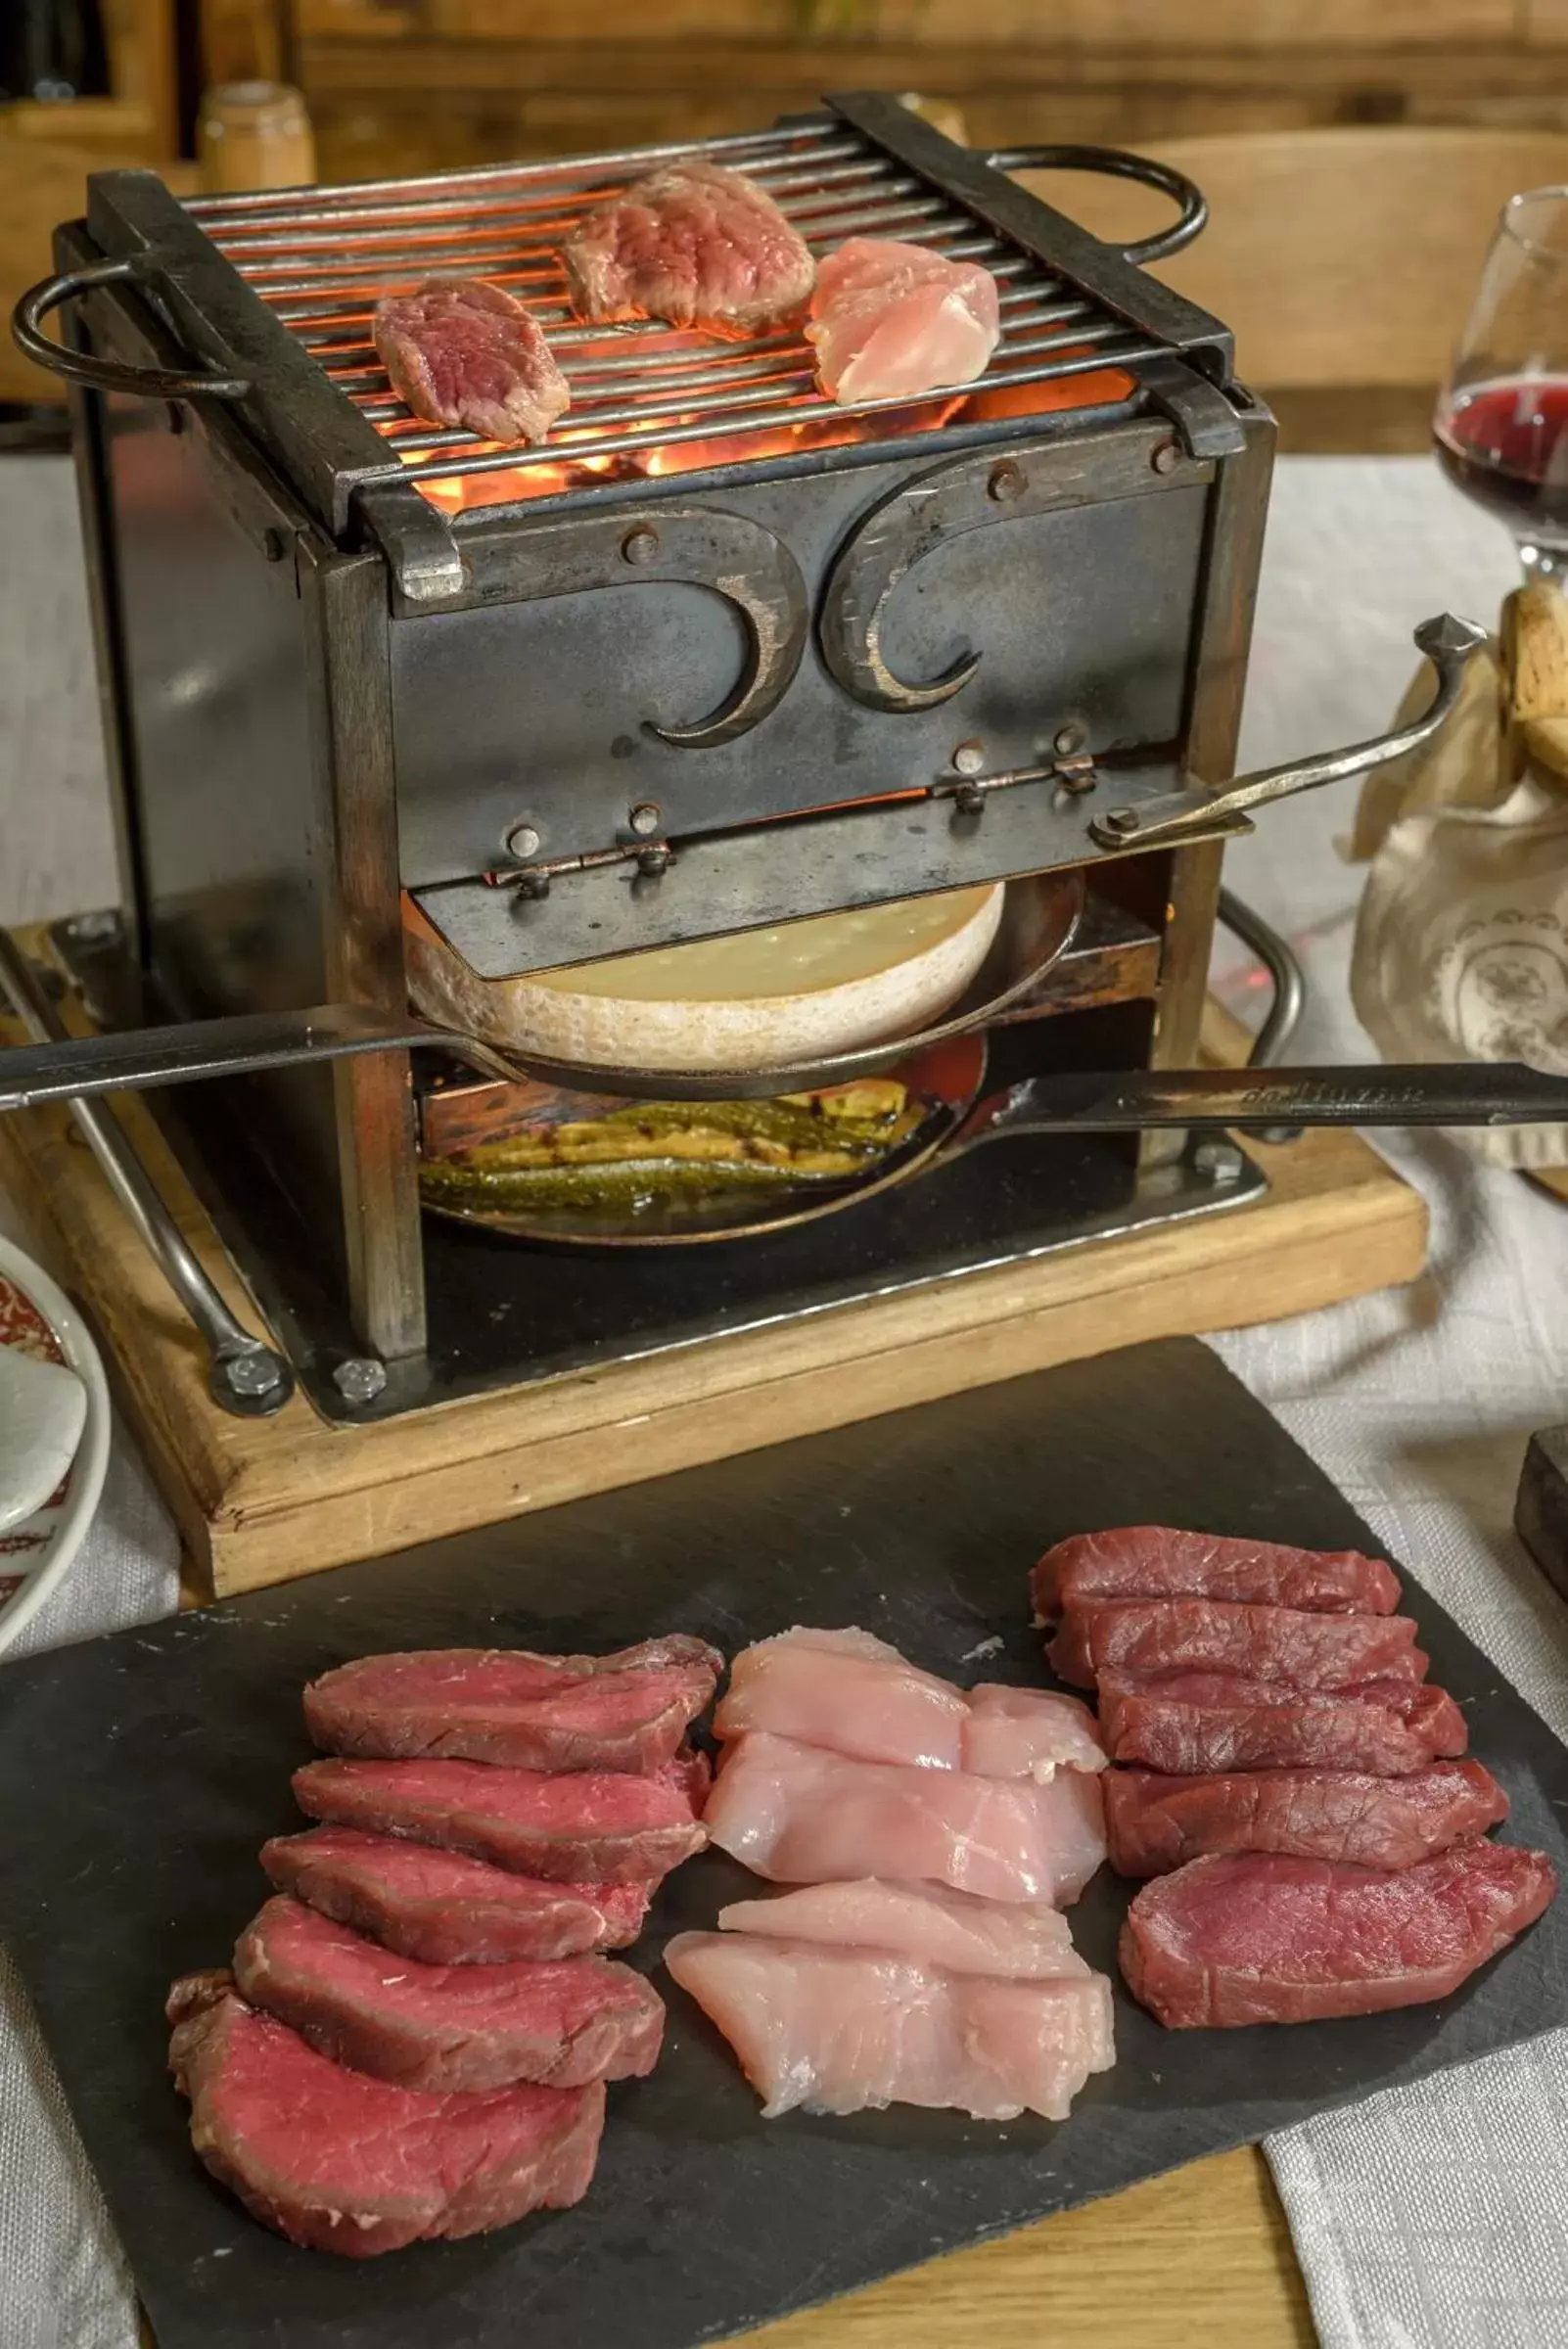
(0, 999), (514, 1112)
(982, 143), (1209, 263)
(0, 937), (295, 1418)
(11, 256), (253, 401)
(1089, 615), (1490, 852)
(958, 1058), (1568, 1146)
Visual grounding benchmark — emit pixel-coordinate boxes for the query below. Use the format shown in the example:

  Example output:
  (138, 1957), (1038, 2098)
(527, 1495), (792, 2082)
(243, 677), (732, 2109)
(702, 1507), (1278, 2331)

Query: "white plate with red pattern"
(0, 1232), (111, 1657)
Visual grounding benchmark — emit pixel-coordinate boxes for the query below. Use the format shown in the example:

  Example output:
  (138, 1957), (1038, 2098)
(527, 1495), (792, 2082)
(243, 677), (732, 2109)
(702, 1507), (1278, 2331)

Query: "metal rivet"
(222, 1353), (285, 1400)
(622, 526), (660, 565)
(1100, 806), (1141, 838)
(628, 801), (662, 836)
(951, 740), (985, 776)
(333, 1357), (388, 1405)
(635, 844), (672, 877)
(261, 528), (287, 562)
(505, 822), (541, 859)
(1191, 1138), (1245, 1185)
(987, 459), (1026, 502)
(1054, 721), (1086, 756)
(1151, 440), (1180, 476)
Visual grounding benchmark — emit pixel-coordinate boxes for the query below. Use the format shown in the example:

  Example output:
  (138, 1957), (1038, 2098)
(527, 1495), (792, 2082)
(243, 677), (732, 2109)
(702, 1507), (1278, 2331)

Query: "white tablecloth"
(5, 454), (1568, 2349)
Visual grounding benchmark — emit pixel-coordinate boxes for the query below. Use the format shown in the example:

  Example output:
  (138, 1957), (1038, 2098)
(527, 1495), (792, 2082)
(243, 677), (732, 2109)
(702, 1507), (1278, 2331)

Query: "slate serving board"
(2, 1336), (1565, 2349)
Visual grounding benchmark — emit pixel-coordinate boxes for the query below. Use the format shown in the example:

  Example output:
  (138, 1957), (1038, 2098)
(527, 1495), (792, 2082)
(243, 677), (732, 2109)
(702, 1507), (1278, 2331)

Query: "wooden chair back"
(1031, 128), (1568, 440)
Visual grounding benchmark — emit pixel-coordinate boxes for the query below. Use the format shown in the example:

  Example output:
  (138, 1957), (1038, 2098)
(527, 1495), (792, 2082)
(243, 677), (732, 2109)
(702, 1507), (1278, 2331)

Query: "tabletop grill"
(24, 92), (1291, 1425)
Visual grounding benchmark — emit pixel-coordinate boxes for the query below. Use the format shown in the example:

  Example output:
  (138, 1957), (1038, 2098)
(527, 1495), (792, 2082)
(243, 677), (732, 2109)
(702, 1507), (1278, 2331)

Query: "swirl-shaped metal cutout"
(457, 504), (808, 749)
(819, 425), (1199, 714)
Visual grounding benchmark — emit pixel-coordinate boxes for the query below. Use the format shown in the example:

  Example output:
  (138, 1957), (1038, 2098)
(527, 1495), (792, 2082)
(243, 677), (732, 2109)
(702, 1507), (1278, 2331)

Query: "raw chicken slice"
(561, 161), (814, 336)
(1104, 1759), (1508, 1876)
(964, 1683), (1107, 1780)
(714, 1628), (1105, 1779)
(665, 1931), (1114, 2120)
(807, 239), (1000, 405)
(1031, 1527), (1401, 1622)
(303, 1635), (722, 1774)
(1098, 1672), (1467, 1776)
(373, 278), (569, 445)
(1048, 1596), (1426, 1692)
(702, 1731), (1106, 1905)
(715, 1878), (1090, 1979)
(1120, 1839), (1557, 2027)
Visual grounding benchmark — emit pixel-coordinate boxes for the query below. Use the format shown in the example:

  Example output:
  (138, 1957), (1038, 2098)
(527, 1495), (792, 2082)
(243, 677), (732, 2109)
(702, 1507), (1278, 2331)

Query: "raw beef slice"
(1105, 1759), (1508, 1876)
(261, 1827), (649, 1962)
(1120, 1839), (1556, 2027)
(167, 1974), (603, 2256)
(234, 1895), (665, 2091)
(373, 277), (569, 444)
(715, 1878), (1090, 1979)
(715, 1626), (1105, 1778)
(303, 1634), (722, 1773)
(292, 1752), (707, 1885)
(666, 1932), (1114, 2120)
(1097, 1672), (1467, 1776)
(806, 239), (1000, 403)
(703, 1730), (1106, 1905)
(1048, 1597), (1425, 1692)
(1031, 1527), (1401, 1622)
(561, 160), (814, 335)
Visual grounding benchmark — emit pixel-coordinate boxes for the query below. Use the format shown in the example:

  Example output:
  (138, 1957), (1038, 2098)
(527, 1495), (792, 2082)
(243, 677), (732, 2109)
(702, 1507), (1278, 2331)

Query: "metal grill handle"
(11, 255), (253, 401)
(982, 144), (1208, 264)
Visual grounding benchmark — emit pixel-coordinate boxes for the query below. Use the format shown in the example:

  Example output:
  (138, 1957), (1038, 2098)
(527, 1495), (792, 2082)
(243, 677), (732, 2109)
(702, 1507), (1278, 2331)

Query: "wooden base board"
(0, 989), (1427, 1598)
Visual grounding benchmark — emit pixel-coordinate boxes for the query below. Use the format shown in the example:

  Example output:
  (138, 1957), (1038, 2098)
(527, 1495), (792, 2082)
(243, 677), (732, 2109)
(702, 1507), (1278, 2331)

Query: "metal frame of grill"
(66, 92), (1234, 560)
(25, 93), (1276, 1407)
(184, 98), (1226, 506)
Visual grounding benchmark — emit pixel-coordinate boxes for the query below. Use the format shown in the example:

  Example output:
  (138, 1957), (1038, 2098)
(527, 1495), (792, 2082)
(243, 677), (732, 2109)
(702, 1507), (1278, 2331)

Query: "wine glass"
(1435, 187), (1568, 577)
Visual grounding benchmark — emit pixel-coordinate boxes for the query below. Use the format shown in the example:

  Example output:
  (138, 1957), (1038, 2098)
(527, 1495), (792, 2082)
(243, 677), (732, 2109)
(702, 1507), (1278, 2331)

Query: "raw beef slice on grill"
(665, 1931), (1115, 2120)
(561, 160), (815, 335)
(1031, 1527), (1401, 1622)
(703, 1730), (1106, 1905)
(261, 1827), (649, 1963)
(1048, 1596), (1426, 1692)
(234, 1894), (664, 2091)
(373, 277), (570, 445)
(715, 1878), (1091, 1979)
(303, 1634), (722, 1773)
(1097, 1672), (1467, 1776)
(1105, 1759), (1508, 1876)
(806, 239), (1000, 403)
(1119, 1839), (1557, 2027)
(292, 1752), (708, 1885)
(167, 1972), (602, 2255)
(715, 1625), (1105, 1777)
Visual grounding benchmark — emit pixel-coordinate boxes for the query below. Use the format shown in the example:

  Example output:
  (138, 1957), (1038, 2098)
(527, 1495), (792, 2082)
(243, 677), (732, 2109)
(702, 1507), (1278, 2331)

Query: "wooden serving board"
(0, 959), (1426, 1597)
(1, 1340), (1561, 2349)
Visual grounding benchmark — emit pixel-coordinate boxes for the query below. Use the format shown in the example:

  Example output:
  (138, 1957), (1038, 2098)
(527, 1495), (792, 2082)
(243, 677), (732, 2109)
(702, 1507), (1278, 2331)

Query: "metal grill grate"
(184, 115), (1172, 499)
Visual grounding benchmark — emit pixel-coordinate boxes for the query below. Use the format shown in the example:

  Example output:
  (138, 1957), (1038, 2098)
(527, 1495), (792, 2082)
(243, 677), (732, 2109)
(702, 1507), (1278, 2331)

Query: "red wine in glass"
(1435, 188), (1568, 575)
(1435, 377), (1568, 537)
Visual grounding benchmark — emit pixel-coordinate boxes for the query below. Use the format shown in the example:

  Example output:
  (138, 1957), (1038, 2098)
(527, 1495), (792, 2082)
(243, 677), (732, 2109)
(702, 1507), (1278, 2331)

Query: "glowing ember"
(382, 365), (1135, 515)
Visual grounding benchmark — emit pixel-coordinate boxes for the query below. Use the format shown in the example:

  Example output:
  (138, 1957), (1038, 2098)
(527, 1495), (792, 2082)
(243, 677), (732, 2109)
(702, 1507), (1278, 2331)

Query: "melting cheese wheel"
(404, 885), (1004, 1074)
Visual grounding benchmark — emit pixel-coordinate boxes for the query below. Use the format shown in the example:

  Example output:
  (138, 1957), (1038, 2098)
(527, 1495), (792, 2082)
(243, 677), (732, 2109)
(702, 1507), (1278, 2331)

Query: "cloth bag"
(1349, 581), (1568, 1168)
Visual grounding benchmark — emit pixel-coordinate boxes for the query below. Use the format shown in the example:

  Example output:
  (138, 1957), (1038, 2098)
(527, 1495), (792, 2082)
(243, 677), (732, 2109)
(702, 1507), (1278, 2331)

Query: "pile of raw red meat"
(373, 159), (1002, 447)
(667, 1627), (1117, 2121)
(1034, 1527), (1557, 2027)
(164, 1635), (716, 2256)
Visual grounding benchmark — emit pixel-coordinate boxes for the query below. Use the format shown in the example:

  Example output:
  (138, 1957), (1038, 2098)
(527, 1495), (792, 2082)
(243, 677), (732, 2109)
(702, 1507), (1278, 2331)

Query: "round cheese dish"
(404, 884), (1005, 1074)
